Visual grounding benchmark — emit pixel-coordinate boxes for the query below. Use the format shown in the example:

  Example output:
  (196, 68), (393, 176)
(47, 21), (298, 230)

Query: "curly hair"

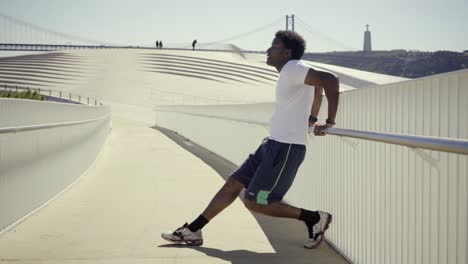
(275, 30), (306, 60)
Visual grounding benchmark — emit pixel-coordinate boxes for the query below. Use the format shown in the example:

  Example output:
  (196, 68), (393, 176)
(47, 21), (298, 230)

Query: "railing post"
(49, 89), (52, 96)
(95, 99), (97, 105)
(87, 97), (89, 105)
(69, 93), (72, 100)
(59, 91), (62, 98)
(79, 96), (81, 103)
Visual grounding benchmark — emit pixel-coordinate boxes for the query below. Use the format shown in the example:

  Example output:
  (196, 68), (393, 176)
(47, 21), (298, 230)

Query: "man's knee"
(243, 199), (264, 212)
(222, 177), (244, 196)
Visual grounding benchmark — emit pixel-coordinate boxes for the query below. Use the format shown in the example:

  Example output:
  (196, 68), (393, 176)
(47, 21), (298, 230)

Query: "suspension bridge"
(0, 13), (354, 52)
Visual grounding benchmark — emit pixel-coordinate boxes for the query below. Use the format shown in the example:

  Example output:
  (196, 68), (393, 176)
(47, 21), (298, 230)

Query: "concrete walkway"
(0, 116), (347, 263)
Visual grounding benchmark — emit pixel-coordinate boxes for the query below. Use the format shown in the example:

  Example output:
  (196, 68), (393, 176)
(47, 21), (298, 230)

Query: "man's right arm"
(304, 68), (340, 135)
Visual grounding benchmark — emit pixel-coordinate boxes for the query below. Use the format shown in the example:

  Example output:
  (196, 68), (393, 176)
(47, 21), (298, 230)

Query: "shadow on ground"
(158, 243), (338, 264)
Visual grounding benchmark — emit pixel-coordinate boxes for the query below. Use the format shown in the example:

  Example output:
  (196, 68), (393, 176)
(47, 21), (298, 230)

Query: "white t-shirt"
(269, 60), (313, 145)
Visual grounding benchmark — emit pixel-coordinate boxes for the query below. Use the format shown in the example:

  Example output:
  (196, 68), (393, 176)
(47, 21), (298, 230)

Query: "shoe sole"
(304, 214), (333, 249)
(161, 235), (203, 246)
(185, 239), (203, 246)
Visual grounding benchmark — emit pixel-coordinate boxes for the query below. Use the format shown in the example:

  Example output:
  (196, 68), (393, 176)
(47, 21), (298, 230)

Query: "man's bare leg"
(183, 176), (319, 235)
(242, 198), (332, 249)
(201, 177), (244, 220)
(199, 177), (311, 221)
(162, 176), (329, 248)
(243, 199), (301, 219)
(161, 177), (244, 245)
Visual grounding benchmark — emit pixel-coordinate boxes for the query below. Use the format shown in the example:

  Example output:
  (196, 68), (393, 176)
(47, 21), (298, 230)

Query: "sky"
(0, 0), (467, 52)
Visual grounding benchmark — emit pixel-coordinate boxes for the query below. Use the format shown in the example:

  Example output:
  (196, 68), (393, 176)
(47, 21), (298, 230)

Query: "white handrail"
(0, 114), (110, 134)
(155, 109), (468, 155)
(324, 127), (468, 155)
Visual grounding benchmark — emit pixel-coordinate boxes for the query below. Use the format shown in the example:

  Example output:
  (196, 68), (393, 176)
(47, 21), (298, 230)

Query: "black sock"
(187, 214), (209, 232)
(298, 209), (320, 225)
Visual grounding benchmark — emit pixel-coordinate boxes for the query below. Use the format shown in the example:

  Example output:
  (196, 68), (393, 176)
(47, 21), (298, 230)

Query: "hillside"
(303, 50), (468, 78)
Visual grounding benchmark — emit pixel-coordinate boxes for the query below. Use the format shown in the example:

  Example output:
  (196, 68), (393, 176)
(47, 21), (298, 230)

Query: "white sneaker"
(161, 223), (203, 246)
(304, 211), (332, 249)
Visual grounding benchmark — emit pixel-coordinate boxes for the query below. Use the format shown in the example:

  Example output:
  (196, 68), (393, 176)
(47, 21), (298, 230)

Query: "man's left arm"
(304, 68), (340, 135)
(308, 86), (323, 127)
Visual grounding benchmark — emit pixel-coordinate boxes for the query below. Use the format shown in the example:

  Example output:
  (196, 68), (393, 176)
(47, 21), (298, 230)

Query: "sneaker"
(304, 211), (332, 249)
(161, 223), (203, 246)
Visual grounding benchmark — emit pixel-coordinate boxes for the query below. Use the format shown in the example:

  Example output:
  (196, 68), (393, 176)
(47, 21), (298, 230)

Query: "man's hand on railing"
(312, 123), (334, 136)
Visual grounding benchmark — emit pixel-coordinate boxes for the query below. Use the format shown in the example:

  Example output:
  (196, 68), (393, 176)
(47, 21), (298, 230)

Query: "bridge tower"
(286, 15), (295, 32)
(363, 24), (372, 52)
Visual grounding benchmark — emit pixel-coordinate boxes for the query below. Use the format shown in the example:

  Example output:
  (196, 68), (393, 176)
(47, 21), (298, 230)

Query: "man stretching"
(162, 30), (339, 249)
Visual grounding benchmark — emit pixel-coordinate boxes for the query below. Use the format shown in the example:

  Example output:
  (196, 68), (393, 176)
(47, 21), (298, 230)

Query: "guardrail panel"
(0, 98), (110, 233)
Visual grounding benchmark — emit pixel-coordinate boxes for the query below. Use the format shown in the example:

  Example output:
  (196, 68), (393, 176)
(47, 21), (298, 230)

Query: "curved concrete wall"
(155, 69), (468, 264)
(0, 99), (110, 232)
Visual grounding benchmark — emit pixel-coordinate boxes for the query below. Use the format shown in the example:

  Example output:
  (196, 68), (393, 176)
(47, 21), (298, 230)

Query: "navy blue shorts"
(230, 138), (306, 204)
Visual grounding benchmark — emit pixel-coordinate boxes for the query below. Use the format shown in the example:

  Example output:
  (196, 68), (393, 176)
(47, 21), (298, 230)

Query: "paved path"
(0, 116), (348, 263)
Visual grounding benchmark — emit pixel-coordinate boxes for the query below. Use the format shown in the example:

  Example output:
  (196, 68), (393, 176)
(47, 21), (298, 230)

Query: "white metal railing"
(154, 109), (468, 155)
(0, 84), (102, 106)
(0, 114), (109, 134)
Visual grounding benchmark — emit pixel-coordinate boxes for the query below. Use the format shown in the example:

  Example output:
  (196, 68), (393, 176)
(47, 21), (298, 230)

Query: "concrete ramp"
(0, 116), (347, 263)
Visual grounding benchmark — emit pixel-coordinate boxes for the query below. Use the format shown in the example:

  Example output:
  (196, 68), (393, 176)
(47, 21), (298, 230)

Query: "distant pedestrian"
(192, 39), (197, 51)
(156, 41), (159, 49)
(160, 41), (163, 49)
